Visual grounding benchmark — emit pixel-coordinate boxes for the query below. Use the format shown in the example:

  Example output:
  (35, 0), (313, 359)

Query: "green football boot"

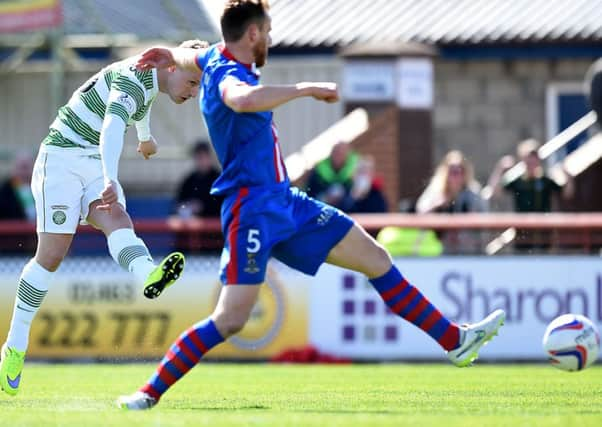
(0, 343), (25, 396)
(143, 252), (185, 299)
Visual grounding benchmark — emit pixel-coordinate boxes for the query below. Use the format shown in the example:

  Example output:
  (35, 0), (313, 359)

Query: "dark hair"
(192, 140), (212, 156)
(220, 0), (269, 42)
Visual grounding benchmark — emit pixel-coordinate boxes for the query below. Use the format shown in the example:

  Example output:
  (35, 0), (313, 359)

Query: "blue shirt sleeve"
(217, 67), (250, 100)
(195, 49), (209, 70)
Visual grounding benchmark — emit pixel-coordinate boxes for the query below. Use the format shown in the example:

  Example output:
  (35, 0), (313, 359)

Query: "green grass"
(1, 364), (601, 426)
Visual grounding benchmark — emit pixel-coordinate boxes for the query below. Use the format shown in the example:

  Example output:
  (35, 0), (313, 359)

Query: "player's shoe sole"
(0, 343), (25, 396)
(143, 252), (185, 299)
(447, 309), (506, 367)
(117, 391), (157, 410)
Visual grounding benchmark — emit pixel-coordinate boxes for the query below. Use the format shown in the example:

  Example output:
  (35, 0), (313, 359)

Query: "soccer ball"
(542, 314), (600, 372)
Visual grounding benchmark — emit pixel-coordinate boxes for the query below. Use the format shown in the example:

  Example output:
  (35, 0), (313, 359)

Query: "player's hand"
(97, 180), (119, 211)
(137, 137), (158, 160)
(308, 82), (339, 103)
(136, 47), (176, 71)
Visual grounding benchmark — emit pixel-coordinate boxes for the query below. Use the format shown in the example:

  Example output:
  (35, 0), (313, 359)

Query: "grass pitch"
(0, 363), (601, 426)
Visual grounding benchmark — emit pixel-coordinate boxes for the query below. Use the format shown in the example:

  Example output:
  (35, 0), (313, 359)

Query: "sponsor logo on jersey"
(117, 93), (136, 115)
(317, 207), (335, 226)
(51, 205), (69, 210)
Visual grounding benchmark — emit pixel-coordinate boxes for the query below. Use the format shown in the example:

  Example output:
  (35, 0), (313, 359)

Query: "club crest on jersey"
(244, 253), (260, 274)
(52, 210), (67, 225)
(117, 93), (136, 115)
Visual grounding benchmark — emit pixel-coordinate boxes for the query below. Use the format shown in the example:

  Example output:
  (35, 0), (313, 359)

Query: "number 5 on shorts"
(247, 229), (261, 253)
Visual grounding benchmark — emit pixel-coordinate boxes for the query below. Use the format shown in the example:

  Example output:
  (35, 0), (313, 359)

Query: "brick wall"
(433, 58), (595, 186)
(349, 106), (432, 212)
(352, 107), (401, 211)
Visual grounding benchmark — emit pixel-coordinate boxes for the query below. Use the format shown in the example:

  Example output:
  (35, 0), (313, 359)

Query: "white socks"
(6, 259), (52, 352)
(107, 228), (155, 284)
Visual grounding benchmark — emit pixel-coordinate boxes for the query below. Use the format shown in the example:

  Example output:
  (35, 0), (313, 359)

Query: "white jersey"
(42, 56), (158, 154)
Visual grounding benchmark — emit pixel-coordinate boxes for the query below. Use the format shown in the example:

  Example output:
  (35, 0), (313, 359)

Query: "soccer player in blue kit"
(118, 0), (505, 410)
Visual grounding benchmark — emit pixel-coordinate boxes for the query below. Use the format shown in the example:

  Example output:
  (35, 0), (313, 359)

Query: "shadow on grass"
(172, 404), (270, 411)
(178, 405), (405, 415)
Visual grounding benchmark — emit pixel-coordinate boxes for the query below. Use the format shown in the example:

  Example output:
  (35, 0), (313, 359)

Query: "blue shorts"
(219, 185), (354, 284)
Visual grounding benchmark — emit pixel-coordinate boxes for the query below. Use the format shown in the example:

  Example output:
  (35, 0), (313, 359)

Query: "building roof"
(62, 0), (218, 42)
(270, 0), (602, 48)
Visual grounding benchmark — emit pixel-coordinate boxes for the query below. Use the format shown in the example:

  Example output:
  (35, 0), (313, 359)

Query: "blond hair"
(416, 150), (481, 213)
(431, 150), (479, 195)
(516, 138), (541, 160)
(178, 39), (210, 49)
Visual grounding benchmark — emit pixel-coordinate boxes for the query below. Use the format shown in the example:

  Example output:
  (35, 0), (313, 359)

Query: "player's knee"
(366, 241), (392, 278)
(90, 205), (132, 235)
(212, 311), (249, 338)
(35, 250), (65, 272)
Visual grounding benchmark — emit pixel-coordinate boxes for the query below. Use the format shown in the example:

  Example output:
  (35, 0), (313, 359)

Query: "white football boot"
(117, 391), (157, 410)
(447, 309), (506, 367)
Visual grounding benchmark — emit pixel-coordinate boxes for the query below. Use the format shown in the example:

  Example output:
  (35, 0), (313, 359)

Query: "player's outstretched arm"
(136, 47), (200, 73)
(224, 82), (339, 113)
(97, 114), (127, 211)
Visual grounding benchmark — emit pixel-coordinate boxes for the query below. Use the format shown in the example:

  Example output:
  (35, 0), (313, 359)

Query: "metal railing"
(2, 213), (602, 256)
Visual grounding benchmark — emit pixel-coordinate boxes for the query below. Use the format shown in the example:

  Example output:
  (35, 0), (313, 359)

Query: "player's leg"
(84, 178), (184, 299)
(118, 285), (262, 410)
(118, 284), (261, 409)
(326, 222), (505, 366)
(326, 223), (462, 348)
(118, 194), (271, 409)
(0, 232), (73, 396)
(1, 151), (79, 396)
(273, 189), (463, 351)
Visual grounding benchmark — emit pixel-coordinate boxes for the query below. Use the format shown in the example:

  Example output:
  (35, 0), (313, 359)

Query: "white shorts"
(32, 147), (126, 234)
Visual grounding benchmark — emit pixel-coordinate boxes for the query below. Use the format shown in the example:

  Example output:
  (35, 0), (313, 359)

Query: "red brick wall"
(352, 107), (400, 212)
(351, 107), (433, 212)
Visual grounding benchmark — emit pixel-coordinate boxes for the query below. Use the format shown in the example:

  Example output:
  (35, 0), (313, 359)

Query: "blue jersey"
(195, 44), (353, 285)
(196, 44), (288, 197)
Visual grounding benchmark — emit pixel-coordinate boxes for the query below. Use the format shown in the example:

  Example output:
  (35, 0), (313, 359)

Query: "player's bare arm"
(223, 81), (339, 113)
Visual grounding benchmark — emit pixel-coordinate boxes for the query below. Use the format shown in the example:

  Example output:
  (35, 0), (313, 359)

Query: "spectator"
(305, 141), (358, 210)
(486, 139), (574, 213)
(346, 155), (388, 213)
(173, 140), (222, 219)
(0, 152), (36, 254)
(485, 139), (574, 251)
(416, 150), (486, 254)
(0, 152), (35, 221)
(416, 150), (486, 214)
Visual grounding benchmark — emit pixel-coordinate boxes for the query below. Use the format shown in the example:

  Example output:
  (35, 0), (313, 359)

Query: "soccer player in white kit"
(0, 40), (208, 397)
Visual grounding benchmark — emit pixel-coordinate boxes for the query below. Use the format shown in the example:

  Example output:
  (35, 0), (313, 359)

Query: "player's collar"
(219, 43), (259, 76)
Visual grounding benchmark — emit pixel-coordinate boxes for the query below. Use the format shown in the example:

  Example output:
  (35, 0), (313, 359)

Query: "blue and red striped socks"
(140, 318), (224, 400)
(370, 266), (460, 351)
